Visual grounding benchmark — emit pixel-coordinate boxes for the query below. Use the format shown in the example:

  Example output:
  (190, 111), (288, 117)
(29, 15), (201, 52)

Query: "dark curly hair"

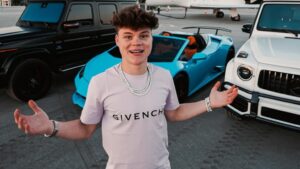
(112, 5), (159, 32)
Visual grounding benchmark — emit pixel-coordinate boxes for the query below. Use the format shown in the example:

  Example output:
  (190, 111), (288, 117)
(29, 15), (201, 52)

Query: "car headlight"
(237, 65), (253, 81)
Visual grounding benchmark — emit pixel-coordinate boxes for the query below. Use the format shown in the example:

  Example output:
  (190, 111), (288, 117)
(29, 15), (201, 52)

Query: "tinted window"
(257, 4), (300, 33)
(67, 4), (93, 25)
(99, 4), (117, 25)
(149, 36), (185, 62)
(120, 3), (135, 10)
(20, 2), (64, 23)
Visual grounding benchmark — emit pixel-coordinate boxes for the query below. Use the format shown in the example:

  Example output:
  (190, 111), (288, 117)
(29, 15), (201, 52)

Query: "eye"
(140, 34), (149, 39)
(124, 36), (132, 40)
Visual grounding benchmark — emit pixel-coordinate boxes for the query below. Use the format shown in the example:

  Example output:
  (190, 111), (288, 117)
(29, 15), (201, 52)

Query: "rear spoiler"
(183, 26), (231, 35)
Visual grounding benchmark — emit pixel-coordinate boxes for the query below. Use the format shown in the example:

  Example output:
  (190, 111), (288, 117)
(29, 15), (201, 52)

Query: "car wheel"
(216, 11), (224, 18)
(225, 46), (235, 65)
(226, 110), (244, 121)
(7, 59), (52, 102)
(174, 73), (188, 102)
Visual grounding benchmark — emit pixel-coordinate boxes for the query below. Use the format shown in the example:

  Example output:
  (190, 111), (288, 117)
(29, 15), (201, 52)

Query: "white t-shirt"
(80, 64), (179, 169)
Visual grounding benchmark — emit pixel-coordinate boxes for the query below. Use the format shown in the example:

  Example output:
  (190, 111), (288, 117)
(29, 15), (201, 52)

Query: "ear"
(115, 34), (119, 46)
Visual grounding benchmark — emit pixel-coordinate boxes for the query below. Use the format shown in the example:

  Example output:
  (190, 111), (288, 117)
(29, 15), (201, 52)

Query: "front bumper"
(72, 73), (88, 108)
(222, 82), (300, 130)
(72, 92), (85, 108)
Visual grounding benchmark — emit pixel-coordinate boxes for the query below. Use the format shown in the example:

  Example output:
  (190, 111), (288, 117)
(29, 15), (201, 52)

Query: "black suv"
(0, 0), (136, 101)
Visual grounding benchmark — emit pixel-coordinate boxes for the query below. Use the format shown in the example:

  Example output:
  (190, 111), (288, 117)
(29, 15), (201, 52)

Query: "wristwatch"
(44, 120), (59, 137)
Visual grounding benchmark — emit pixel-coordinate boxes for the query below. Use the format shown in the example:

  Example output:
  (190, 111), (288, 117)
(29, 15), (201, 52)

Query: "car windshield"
(109, 36), (185, 62)
(149, 36), (185, 62)
(20, 2), (65, 24)
(257, 4), (300, 35)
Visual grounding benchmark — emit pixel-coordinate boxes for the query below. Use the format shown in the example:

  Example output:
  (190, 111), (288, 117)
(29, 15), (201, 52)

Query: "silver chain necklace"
(117, 64), (152, 96)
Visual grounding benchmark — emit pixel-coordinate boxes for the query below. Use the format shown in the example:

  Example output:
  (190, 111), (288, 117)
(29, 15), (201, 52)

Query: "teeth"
(130, 50), (144, 53)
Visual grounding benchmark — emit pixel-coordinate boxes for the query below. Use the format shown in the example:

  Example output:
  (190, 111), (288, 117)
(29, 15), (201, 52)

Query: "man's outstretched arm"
(165, 81), (238, 122)
(14, 100), (97, 140)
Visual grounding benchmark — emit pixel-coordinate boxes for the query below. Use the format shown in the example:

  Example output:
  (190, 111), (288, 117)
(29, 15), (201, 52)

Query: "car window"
(119, 3), (135, 10)
(257, 4), (300, 33)
(149, 36), (185, 62)
(99, 4), (117, 25)
(66, 4), (93, 26)
(20, 2), (64, 23)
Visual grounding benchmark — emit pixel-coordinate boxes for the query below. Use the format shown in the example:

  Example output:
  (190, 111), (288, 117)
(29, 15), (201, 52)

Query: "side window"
(66, 4), (93, 26)
(119, 3), (135, 10)
(99, 4), (117, 25)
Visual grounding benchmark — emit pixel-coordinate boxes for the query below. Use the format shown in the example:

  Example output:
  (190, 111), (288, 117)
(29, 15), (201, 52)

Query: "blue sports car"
(73, 27), (235, 107)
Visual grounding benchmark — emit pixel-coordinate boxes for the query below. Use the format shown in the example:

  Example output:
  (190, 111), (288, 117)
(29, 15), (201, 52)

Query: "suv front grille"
(261, 107), (300, 126)
(258, 70), (300, 97)
(230, 95), (248, 112)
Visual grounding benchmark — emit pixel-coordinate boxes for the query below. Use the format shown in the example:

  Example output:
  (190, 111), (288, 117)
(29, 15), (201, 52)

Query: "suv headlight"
(237, 65), (253, 81)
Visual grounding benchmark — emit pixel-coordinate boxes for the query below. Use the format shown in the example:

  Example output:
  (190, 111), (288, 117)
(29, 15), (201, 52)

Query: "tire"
(7, 59), (52, 102)
(225, 46), (235, 66)
(174, 74), (188, 102)
(216, 11), (224, 18)
(245, 0), (261, 4)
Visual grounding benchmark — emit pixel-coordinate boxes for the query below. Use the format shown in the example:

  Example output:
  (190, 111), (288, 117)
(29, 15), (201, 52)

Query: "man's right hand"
(14, 100), (53, 136)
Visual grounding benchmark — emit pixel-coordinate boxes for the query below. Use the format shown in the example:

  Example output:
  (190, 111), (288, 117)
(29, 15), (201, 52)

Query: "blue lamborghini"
(73, 27), (235, 107)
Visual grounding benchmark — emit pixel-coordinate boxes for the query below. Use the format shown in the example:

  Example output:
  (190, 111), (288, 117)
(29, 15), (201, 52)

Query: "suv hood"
(246, 37), (300, 68)
(0, 26), (47, 43)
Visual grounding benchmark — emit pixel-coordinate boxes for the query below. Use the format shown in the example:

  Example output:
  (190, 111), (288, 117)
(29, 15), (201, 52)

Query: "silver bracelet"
(205, 97), (213, 112)
(44, 120), (59, 138)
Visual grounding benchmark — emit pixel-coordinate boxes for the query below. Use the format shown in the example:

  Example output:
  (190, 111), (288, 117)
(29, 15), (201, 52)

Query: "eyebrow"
(140, 31), (151, 34)
(122, 30), (151, 35)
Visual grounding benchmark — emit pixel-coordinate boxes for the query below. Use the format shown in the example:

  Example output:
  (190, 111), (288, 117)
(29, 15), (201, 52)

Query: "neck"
(120, 62), (148, 75)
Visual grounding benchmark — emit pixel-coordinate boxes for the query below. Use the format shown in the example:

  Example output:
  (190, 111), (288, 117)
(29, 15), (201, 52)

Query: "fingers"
(25, 124), (30, 134)
(14, 109), (20, 124)
(17, 116), (27, 132)
(28, 100), (41, 115)
(225, 85), (236, 94)
(212, 81), (221, 91)
(14, 109), (30, 134)
(226, 88), (238, 104)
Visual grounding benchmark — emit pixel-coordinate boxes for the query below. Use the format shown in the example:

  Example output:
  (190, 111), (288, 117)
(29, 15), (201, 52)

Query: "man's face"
(115, 27), (153, 66)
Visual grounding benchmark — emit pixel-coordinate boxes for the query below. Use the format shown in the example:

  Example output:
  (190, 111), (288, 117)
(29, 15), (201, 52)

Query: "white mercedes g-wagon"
(223, 0), (300, 130)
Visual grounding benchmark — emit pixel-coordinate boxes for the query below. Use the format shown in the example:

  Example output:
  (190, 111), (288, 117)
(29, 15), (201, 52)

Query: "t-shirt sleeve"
(164, 71), (180, 111)
(80, 76), (104, 124)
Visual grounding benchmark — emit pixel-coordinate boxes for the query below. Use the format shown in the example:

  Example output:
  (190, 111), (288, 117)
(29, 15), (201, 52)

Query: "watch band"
(44, 120), (59, 138)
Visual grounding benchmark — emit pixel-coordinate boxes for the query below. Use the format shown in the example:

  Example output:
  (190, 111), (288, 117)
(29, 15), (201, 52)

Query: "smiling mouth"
(129, 49), (144, 54)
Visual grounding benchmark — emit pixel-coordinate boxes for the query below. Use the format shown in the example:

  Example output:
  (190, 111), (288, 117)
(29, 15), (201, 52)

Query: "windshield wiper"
(259, 27), (299, 37)
(282, 29), (299, 38)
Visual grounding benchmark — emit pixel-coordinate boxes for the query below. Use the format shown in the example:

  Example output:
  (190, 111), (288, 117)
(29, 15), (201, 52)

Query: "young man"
(14, 5), (238, 169)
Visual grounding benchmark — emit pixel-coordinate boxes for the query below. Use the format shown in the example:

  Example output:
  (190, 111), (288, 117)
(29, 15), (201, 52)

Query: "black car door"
(55, 3), (100, 71)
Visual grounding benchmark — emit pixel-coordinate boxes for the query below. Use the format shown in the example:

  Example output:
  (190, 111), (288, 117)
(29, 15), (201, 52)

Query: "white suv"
(223, 0), (300, 130)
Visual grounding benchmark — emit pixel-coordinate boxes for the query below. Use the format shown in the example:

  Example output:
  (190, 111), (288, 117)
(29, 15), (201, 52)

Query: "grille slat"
(258, 70), (300, 97)
(230, 96), (248, 112)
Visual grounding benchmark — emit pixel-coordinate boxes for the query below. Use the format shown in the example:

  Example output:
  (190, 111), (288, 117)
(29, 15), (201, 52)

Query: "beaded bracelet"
(205, 97), (213, 112)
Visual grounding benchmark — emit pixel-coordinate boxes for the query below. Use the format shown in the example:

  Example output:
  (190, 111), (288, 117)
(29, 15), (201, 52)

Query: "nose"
(132, 36), (143, 46)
